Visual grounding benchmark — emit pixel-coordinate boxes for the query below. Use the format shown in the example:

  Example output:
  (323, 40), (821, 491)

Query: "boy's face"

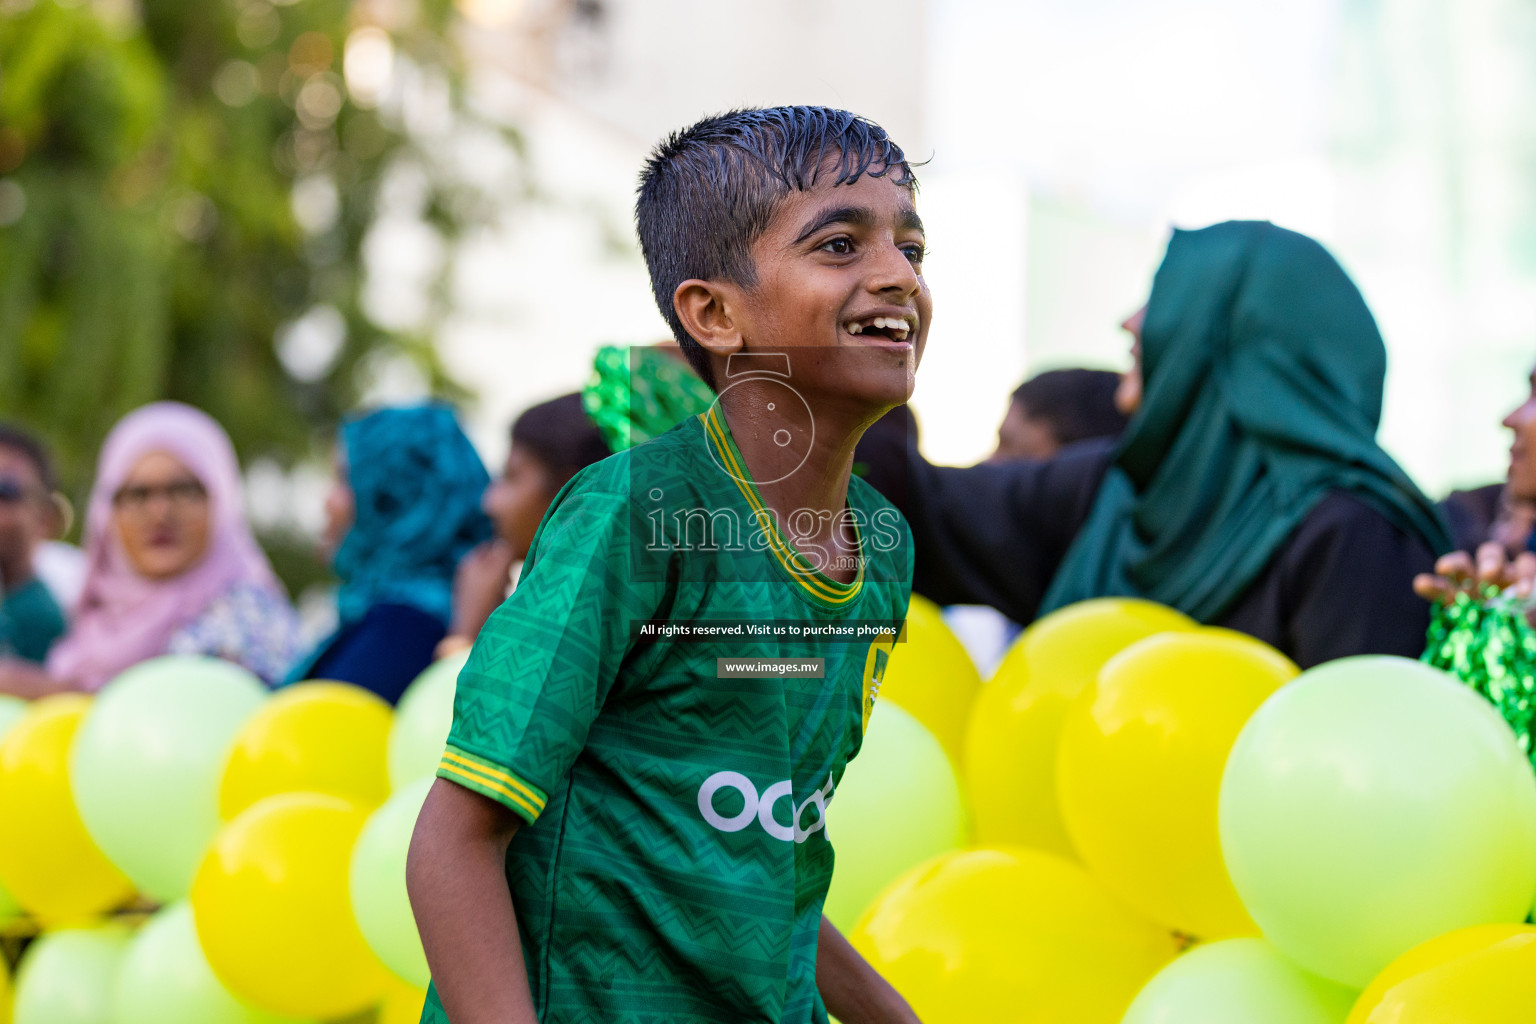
(727, 170), (930, 410)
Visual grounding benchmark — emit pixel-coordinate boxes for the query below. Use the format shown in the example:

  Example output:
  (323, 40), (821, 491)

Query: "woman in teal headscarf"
(290, 404), (492, 701)
(868, 221), (1449, 667)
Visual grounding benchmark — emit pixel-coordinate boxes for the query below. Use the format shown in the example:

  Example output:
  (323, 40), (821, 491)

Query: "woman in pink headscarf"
(0, 403), (301, 695)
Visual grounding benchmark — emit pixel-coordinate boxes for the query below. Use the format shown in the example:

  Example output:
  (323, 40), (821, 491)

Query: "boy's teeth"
(845, 316), (914, 339)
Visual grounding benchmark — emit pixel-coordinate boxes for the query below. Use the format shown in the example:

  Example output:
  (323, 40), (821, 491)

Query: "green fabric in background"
(1042, 220), (1451, 622)
(583, 344), (716, 453)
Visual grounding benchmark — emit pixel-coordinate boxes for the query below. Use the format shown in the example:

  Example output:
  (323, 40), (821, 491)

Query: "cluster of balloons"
(0, 592), (1529, 1024)
(0, 650), (466, 1024)
(834, 596), (1536, 1023)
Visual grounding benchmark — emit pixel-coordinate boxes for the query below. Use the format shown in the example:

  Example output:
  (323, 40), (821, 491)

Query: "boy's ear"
(673, 279), (744, 360)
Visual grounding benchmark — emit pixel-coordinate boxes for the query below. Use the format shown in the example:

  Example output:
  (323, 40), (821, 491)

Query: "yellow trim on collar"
(700, 408), (864, 606)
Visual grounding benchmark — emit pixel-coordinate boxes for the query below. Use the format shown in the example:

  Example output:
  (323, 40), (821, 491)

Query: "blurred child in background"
(991, 367), (1128, 462)
(441, 393), (611, 656)
(0, 424), (68, 663)
(290, 404), (492, 702)
(442, 346), (713, 654)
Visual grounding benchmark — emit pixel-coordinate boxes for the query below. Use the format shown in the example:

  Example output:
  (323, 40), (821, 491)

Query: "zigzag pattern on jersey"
(543, 924), (781, 1013)
(561, 767), (797, 880)
(423, 979), (829, 1024)
(534, 981), (796, 1024)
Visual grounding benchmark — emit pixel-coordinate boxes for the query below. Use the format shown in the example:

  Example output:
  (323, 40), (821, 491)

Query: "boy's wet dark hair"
(0, 423), (57, 492)
(1012, 368), (1129, 446)
(511, 394), (610, 491)
(636, 106), (917, 389)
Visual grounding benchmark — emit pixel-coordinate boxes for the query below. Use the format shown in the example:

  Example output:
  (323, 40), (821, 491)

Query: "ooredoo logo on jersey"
(697, 770), (834, 844)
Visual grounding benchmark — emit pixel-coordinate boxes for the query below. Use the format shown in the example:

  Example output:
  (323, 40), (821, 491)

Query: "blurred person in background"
(1439, 364), (1536, 555)
(0, 424), (68, 663)
(0, 403), (302, 696)
(991, 368), (1128, 462)
(440, 394), (611, 656)
(289, 404), (492, 702)
(1415, 362), (1536, 608)
(864, 220), (1448, 668)
(441, 346), (716, 655)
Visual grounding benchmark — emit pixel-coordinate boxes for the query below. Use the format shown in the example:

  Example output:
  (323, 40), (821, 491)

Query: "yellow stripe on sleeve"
(440, 749), (548, 811)
(437, 760), (543, 822)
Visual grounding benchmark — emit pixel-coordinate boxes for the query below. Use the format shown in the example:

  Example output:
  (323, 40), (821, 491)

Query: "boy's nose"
(866, 241), (920, 298)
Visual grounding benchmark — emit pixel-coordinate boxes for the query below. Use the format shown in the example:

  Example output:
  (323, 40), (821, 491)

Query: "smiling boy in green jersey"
(407, 106), (928, 1024)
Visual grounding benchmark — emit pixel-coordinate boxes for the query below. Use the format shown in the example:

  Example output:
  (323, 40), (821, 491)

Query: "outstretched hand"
(1413, 542), (1536, 603)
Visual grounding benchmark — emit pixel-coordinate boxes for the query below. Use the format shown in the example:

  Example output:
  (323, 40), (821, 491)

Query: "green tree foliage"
(0, 0), (493, 523)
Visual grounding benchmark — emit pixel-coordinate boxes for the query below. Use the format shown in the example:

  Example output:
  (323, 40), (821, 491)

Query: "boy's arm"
(815, 915), (921, 1023)
(407, 778), (539, 1024)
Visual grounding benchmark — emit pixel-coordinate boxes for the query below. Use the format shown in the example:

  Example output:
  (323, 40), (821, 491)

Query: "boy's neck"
(717, 392), (881, 585)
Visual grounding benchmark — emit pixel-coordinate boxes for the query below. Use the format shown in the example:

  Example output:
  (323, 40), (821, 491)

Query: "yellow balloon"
(876, 596), (982, 765)
(1057, 630), (1296, 939)
(1347, 924), (1536, 1023)
(963, 599), (1196, 855)
(219, 682), (392, 819)
(850, 847), (1178, 1024)
(0, 696), (134, 925)
(191, 792), (391, 1018)
(378, 977), (428, 1024)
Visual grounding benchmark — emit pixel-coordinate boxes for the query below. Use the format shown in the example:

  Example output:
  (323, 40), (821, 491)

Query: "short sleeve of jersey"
(437, 487), (667, 824)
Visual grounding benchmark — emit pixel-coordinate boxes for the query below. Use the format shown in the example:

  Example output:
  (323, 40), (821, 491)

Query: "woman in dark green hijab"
(868, 220), (1449, 667)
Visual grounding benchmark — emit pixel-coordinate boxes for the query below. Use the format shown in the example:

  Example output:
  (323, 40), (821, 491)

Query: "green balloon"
(387, 651), (466, 791)
(822, 702), (968, 930)
(0, 694), (32, 921)
(0, 695), (30, 740)
(1219, 656), (1536, 988)
(112, 901), (312, 1024)
(15, 925), (130, 1024)
(69, 655), (268, 902)
(350, 776), (433, 988)
(1123, 939), (1355, 1024)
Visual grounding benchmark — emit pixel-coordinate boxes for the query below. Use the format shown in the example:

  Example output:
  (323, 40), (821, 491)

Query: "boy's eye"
(820, 237), (854, 255)
(901, 244), (927, 265)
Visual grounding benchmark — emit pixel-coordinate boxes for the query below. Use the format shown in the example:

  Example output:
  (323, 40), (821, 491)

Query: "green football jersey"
(424, 407), (912, 1024)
